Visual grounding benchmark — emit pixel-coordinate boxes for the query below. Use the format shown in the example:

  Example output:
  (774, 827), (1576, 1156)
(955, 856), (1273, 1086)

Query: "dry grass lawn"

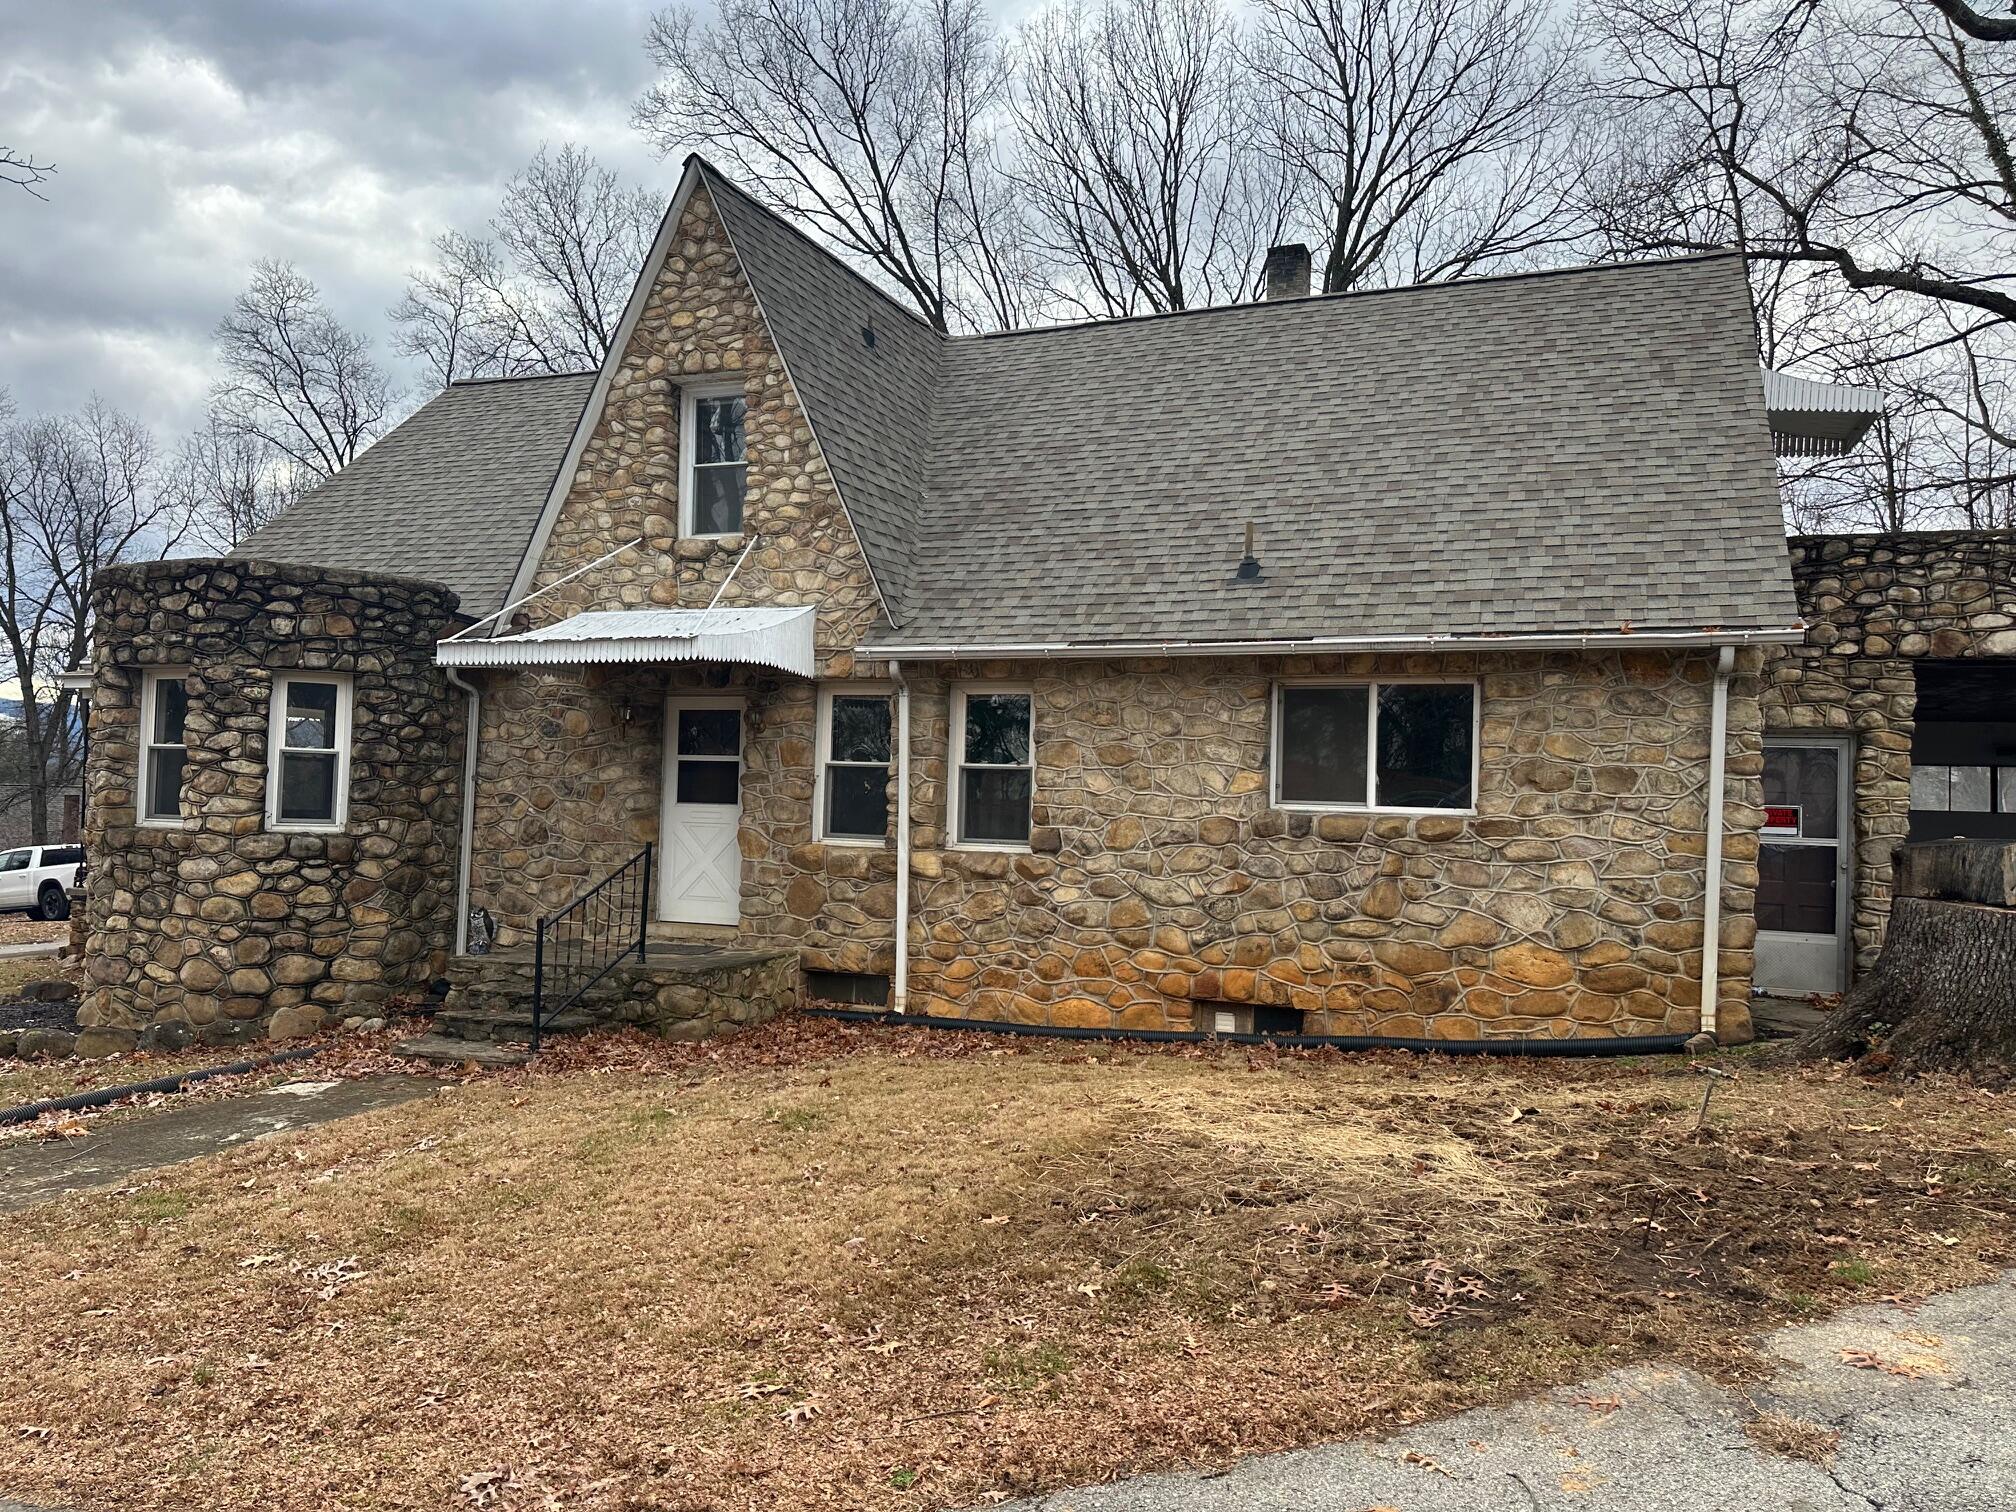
(1, 1021), (2012, 1512)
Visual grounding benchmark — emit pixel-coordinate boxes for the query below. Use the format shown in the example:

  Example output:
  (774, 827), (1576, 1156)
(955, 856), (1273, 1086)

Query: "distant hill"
(0, 698), (19, 721)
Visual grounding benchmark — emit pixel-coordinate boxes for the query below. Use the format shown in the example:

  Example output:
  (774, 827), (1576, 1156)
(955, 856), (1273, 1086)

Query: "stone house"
(84, 155), (1985, 1055)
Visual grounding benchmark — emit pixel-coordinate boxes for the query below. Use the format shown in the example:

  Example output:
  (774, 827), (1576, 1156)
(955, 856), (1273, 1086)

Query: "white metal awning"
(1763, 367), (1884, 457)
(436, 606), (817, 677)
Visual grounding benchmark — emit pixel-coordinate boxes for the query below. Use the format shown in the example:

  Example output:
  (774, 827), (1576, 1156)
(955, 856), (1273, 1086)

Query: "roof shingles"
(234, 372), (594, 618)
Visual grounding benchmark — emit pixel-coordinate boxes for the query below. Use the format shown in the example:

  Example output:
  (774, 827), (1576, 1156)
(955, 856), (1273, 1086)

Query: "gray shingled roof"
(231, 163), (1800, 649)
(701, 166), (940, 617)
(233, 372), (594, 617)
(875, 252), (1797, 648)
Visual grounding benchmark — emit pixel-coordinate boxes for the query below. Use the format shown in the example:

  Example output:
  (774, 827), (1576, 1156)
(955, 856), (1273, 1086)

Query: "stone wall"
(81, 560), (464, 1044)
(470, 646), (1762, 1042)
(1764, 531), (2016, 971)
(886, 650), (1763, 1042)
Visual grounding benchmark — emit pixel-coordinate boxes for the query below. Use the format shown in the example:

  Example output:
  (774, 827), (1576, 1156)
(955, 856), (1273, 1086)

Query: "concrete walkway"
(999, 1275), (2016, 1511)
(0, 1074), (438, 1213)
(0, 942), (62, 962)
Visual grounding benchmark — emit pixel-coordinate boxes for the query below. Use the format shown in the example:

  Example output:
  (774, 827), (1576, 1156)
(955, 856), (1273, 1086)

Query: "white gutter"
(1699, 645), (1735, 1041)
(860, 626), (1808, 661)
(444, 667), (482, 957)
(891, 664), (912, 1013)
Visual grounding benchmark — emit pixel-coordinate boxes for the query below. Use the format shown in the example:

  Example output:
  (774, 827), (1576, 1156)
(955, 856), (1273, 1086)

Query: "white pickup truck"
(0, 843), (84, 921)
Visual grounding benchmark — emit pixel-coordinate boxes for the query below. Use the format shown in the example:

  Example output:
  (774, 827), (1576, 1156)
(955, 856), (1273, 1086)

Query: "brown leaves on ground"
(1744, 1410), (1842, 1463)
(0, 1024), (2010, 1512)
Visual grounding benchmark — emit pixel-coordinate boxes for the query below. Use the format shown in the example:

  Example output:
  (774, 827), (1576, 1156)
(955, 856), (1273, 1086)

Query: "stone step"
(434, 1007), (598, 1044)
(392, 1034), (532, 1069)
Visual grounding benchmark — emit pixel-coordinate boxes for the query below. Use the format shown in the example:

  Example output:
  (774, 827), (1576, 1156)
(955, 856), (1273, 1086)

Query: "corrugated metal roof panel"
(436, 606), (816, 676)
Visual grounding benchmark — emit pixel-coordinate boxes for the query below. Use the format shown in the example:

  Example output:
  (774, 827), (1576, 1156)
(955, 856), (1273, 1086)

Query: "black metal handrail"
(531, 843), (653, 1052)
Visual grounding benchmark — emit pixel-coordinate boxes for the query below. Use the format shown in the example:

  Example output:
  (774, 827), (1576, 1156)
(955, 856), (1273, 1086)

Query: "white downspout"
(445, 667), (481, 956)
(891, 663), (911, 1013)
(1700, 645), (1735, 1041)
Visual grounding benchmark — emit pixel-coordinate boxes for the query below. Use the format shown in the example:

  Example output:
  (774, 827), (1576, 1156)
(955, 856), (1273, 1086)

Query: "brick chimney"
(1263, 243), (1312, 301)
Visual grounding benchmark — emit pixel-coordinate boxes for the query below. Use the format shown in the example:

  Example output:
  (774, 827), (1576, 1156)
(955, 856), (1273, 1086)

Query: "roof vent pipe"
(1263, 244), (1312, 300)
(1236, 521), (1262, 580)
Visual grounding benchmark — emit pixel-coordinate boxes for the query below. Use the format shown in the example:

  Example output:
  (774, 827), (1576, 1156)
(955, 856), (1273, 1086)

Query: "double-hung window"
(818, 687), (893, 843)
(682, 385), (748, 537)
(951, 689), (1034, 847)
(1273, 681), (1477, 812)
(268, 673), (352, 830)
(138, 670), (190, 825)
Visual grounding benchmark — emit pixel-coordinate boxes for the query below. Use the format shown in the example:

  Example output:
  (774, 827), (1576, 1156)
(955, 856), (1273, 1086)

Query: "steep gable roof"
(234, 373), (594, 617)
(700, 166), (942, 620)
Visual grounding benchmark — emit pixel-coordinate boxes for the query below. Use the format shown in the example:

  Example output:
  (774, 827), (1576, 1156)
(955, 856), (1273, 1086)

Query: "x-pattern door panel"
(661, 699), (743, 926)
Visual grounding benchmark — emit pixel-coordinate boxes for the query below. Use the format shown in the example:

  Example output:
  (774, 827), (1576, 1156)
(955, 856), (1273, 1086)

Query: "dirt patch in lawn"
(0, 1022), (2010, 1512)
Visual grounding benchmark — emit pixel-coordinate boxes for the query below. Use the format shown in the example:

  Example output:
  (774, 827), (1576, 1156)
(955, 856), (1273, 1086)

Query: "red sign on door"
(1763, 805), (1802, 837)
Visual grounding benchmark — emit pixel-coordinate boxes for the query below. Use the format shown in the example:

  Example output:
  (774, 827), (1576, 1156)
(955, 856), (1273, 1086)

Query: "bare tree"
(634, 0), (1033, 331)
(170, 418), (306, 553)
(211, 260), (396, 482)
(0, 397), (195, 843)
(1012, 0), (1293, 315)
(392, 145), (664, 385)
(1927, 0), (2016, 42)
(1247, 0), (1587, 293)
(1, 147), (54, 199)
(1585, 0), (2016, 324)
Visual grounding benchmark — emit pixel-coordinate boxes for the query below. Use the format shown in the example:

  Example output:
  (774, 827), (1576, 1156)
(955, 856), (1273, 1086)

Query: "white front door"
(661, 697), (744, 926)
(1754, 737), (1853, 996)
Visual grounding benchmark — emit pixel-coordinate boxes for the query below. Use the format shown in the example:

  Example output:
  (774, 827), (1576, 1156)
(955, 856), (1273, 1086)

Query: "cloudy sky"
(4, 0), (672, 443)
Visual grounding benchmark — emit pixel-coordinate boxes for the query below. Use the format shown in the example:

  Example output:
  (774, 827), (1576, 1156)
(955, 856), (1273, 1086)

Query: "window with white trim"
(267, 673), (352, 830)
(1273, 681), (1477, 812)
(951, 689), (1034, 846)
(817, 686), (893, 843)
(139, 670), (190, 824)
(682, 385), (748, 537)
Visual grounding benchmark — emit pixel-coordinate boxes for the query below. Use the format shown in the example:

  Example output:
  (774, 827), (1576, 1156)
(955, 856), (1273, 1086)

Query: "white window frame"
(948, 684), (1036, 852)
(266, 672), (354, 832)
(814, 682), (895, 846)
(1270, 677), (1481, 817)
(138, 668), (191, 827)
(679, 381), (750, 540)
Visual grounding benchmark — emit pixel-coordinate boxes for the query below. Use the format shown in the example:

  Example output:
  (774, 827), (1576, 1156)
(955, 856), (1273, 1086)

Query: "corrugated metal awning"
(1763, 367), (1884, 457)
(436, 606), (817, 676)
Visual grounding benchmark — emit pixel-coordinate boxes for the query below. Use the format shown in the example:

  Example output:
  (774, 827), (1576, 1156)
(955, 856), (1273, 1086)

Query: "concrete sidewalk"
(999, 1275), (2016, 1511)
(0, 1074), (438, 1213)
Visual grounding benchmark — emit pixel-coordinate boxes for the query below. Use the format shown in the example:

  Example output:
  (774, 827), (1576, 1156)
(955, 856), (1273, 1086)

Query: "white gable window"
(267, 673), (353, 830)
(816, 686), (893, 843)
(950, 688), (1034, 848)
(138, 669), (191, 825)
(1273, 680), (1477, 813)
(682, 385), (748, 537)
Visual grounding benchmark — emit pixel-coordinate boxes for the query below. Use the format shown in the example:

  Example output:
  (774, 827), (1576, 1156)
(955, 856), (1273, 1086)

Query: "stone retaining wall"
(1765, 531), (2016, 970)
(81, 559), (464, 1044)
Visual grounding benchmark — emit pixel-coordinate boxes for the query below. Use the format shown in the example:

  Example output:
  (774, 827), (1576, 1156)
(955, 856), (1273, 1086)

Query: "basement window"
(267, 673), (352, 831)
(1197, 1002), (1304, 1037)
(1273, 681), (1477, 813)
(817, 686), (893, 843)
(804, 969), (891, 1006)
(138, 669), (190, 825)
(682, 385), (748, 537)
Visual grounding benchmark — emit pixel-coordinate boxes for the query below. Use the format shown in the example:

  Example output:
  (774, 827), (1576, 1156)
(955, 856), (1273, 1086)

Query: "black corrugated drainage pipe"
(802, 1006), (1691, 1057)
(0, 1044), (327, 1127)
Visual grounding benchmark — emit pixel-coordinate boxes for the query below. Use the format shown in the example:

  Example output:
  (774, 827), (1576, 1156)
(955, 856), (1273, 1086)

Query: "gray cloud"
(3, 0), (665, 443)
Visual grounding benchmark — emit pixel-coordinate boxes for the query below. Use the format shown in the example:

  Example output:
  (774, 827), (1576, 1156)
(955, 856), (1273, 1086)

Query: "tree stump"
(1795, 840), (2016, 1075)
